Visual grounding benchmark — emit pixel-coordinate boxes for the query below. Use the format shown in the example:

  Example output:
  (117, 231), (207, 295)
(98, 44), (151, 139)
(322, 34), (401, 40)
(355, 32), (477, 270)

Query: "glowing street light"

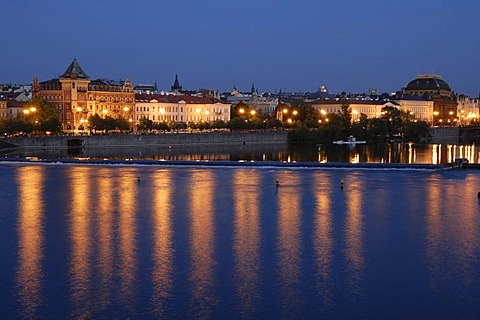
(239, 108), (245, 114)
(250, 110), (256, 116)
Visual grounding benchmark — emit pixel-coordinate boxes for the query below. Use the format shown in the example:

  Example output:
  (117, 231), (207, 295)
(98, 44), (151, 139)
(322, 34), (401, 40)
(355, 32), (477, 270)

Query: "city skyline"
(1, 0), (479, 96)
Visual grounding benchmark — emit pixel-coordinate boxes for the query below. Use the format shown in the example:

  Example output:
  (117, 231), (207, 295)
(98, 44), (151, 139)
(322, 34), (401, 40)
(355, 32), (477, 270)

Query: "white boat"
(333, 135), (366, 145)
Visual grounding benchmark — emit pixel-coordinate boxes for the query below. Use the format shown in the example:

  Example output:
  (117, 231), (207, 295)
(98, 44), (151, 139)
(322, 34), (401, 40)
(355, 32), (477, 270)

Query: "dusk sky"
(2, 0), (479, 96)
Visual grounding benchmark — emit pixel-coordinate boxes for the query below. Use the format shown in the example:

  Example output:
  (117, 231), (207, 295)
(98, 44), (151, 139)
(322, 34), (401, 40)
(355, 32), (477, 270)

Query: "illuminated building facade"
(457, 95), (479, 125)
(0, 99), (6, 119)
(310, 99), (398, 121)
(403, 74), (458, 125)
(32, 59), (135, 133)
(135, 94), (231, 124)
(310, 98), (435, 124)
(226, 84), (279, 116)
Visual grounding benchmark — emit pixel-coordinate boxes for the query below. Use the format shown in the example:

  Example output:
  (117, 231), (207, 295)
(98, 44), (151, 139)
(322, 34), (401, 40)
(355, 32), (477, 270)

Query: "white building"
(310, 98), (435, 123)
(135, 94), (231, 124)
(393, 98), (434, 123)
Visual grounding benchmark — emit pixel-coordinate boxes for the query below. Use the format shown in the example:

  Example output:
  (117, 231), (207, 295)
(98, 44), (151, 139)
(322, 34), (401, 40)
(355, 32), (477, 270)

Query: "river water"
(1, 163), (480, 319)
(3, 142), (480, 164)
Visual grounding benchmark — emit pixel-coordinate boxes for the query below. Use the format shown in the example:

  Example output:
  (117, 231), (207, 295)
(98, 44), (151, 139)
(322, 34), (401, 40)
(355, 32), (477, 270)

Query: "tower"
(171, 74), (182, 92)
(59, 58), (90, 131)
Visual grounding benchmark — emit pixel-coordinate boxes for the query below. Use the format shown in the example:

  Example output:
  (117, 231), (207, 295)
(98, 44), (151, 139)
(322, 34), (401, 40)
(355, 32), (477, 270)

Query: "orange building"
(32, 59), (135, 132)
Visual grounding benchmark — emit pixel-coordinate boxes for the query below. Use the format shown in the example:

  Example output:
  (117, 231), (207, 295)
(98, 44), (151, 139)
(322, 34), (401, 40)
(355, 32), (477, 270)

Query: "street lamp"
(80, 118), (88, 135)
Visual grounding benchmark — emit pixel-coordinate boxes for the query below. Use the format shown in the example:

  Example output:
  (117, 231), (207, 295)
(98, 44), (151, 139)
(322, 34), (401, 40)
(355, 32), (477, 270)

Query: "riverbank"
(2, 131), (288, 148)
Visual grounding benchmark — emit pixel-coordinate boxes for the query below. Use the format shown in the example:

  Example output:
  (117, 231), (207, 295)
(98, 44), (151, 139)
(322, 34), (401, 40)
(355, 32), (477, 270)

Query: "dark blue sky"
(1, 0), (479, 96)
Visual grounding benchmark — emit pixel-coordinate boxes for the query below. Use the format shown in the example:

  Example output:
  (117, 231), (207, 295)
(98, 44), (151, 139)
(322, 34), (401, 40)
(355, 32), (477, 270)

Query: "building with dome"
(32, 59), (135, 133)
(403, 74), (458, 125)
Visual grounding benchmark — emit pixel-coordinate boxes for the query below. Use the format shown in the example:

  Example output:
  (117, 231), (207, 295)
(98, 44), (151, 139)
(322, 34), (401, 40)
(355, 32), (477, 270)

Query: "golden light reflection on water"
(151, 169), (174, 316)
(233, 169), (261, 314)
(446, 143), (476, 163)
(118, 170), (139, 309)
(408, 142), (416, 164)
(313, 172), (333, 304)
(452, 175), (479, 287)
(426, 179), (445, 292)
(189, 170), (216, 317)
(277, 171), (301, 307)
(69, 167), (93, 318)
(432, 144), (441, 164)
(96, 168), (115, 310)
(344, 173), (364, 291)
(426, 176), (480, 292)
(16, 166), (45, 318)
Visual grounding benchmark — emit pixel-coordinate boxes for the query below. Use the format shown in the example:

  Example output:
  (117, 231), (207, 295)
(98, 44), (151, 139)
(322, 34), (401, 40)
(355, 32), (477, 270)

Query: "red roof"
(135, 93), (226, 104)
(7, 100), (26, 107)
(310, 99), (399, 106)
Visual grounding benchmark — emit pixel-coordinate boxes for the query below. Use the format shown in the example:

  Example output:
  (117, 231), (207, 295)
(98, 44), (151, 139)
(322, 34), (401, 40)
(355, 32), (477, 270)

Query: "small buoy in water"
(478, 191), (480, 198)
(137, 175), (141, 182)
(340, 178), (344, 190)
(276, 179), (279, 187)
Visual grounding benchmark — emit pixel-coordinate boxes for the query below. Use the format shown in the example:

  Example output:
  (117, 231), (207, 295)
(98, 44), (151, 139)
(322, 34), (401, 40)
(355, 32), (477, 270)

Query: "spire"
(171, 74), (182, 92)
(32, 76), (40, 95)
(60, 58), (89, 79)
(251, 83), (255, 94)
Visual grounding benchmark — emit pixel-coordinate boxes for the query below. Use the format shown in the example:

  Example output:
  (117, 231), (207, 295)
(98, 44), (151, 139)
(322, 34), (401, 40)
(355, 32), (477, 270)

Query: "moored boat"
(333, 135), (366, 145)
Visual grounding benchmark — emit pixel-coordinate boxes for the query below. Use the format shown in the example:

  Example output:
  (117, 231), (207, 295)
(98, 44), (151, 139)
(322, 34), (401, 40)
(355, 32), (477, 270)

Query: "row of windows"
(41, 95), (63, 101)
(88, 96), (134, 103)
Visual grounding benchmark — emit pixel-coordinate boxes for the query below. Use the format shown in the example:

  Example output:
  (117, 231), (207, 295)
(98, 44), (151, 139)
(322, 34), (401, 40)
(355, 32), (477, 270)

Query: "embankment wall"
(429, 127), (460, 143)
(3, 131), (288, 148)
